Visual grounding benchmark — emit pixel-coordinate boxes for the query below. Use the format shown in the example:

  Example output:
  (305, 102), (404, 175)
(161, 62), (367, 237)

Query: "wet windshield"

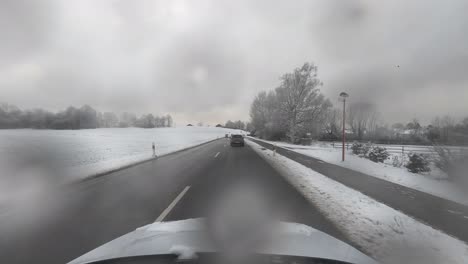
(1, 1), (467, 264)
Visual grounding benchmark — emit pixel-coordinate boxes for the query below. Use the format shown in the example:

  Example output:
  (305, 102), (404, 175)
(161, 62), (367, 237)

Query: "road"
(0, 139), (345, 264)
(249, 137), (468, 244)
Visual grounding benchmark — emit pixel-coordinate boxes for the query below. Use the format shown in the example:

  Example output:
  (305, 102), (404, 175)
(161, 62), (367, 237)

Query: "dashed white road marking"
(214, 152), (220, 158)
(155, 186), (191, 222)
(447, 209), (462, 215)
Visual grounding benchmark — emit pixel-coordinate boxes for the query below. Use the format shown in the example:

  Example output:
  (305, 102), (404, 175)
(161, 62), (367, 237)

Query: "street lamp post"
(339, 92), (349, 161)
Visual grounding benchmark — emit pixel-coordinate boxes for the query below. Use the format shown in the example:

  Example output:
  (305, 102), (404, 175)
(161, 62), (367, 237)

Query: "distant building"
(393, 128), (424, 139)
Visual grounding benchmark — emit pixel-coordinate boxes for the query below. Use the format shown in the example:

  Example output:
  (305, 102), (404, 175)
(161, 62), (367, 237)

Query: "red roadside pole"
(340, 92), (349, 162)
(342, 98), (346, 161)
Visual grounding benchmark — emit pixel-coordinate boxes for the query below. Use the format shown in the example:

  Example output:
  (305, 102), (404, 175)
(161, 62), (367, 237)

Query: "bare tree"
(250, 90), (284, 138)
(275, 62), (331, 142)
(119, 112), (137, 127)
(347, 102), (378, 140)
(166, 114), (173, 127)
(367, 111), (381, 138)
(250, 91), (268, 132)
(225, 120), (235, 128)
(79, 105), (98, 129)
(102, 112), (119, 128)
(463, 117), (468, 127)
(324, 108), (342, 137)
(249, 63), (331, 141)
(441, 115), (455, 143)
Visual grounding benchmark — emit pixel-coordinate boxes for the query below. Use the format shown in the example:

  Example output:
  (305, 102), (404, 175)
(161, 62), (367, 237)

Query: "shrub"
(351, 142), (363, 155)
(433, 147), (450, 174)
(362, 143), (373, 156)
(406, 153), (431, 173)
(433, 145), (468, 182)
(367, 146), (390, 163)
(392, 155), (407, 168)
(351, 142), (372, 156)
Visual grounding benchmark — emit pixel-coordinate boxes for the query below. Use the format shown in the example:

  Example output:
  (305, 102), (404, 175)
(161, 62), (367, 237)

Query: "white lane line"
(155, 186), (191, 222)
(214, 152), (220, 158)
(317, 161), (324, 164)
(447, 209), (462, 215)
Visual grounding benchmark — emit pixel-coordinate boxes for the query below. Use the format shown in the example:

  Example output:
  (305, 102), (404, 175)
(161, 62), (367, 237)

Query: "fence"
(328, 141), (468, 159)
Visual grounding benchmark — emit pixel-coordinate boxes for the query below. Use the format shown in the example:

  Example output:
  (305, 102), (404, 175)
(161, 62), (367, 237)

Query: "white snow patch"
(252, 138), (468, 206)
(247, 139), (468, 264)
(0, 127), (243, 205)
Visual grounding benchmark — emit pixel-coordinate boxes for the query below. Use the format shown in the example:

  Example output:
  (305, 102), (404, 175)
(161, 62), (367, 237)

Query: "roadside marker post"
(152, 142), (157, 158)
(339, 92), (349, 162)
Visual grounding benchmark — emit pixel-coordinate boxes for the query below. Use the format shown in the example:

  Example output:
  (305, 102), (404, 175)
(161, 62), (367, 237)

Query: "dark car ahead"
(230, 134), (245, 147)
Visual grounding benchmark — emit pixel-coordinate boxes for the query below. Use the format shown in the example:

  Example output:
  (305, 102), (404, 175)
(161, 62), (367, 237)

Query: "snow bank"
(253, 138), (468, 206)
(247, 139), (468, 264)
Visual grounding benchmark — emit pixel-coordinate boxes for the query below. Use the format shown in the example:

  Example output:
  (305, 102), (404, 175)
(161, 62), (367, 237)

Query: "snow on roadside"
(252, 138), (468, 206)
(247, 139), (468, 264)
(0, 127), (243, 205)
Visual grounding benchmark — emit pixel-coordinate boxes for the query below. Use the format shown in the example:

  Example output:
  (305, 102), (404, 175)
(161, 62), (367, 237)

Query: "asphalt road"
(0, 139), (345, 264)
(249, 137), (468, 244)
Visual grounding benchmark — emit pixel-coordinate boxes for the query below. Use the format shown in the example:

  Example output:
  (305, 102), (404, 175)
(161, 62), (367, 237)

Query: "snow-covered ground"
(252, 138), (468, 206)
(0, 127), (242, 204)
(247, 139), (468, 264)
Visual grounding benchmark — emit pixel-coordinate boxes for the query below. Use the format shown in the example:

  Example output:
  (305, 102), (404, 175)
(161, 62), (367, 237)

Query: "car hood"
(69, 218), (378, 264)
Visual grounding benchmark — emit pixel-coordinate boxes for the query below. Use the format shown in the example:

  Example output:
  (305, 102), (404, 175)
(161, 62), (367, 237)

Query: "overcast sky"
(1, 0), (467, 125)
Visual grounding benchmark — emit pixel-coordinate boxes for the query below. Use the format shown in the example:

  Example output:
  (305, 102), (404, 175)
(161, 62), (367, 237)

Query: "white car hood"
(69, 218), (378, 264)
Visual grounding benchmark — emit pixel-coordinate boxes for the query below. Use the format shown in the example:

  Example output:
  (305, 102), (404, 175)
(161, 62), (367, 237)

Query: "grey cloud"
(317, 0), (468, 123)
(0, 0), (467, 124)
(0, 0), (54, 67)
(152, 31), (248, 112)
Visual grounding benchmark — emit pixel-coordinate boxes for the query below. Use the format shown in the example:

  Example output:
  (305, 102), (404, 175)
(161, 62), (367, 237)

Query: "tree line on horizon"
(249, 62), (468, 145)
(0, 103), (173, 129)
(223, 120), (249, 130)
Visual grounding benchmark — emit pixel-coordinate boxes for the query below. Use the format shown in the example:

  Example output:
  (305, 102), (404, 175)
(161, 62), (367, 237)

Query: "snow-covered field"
(253, 138), (468, 205)
(247, 139), (468, 264)
(0, 127), (241, 204)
